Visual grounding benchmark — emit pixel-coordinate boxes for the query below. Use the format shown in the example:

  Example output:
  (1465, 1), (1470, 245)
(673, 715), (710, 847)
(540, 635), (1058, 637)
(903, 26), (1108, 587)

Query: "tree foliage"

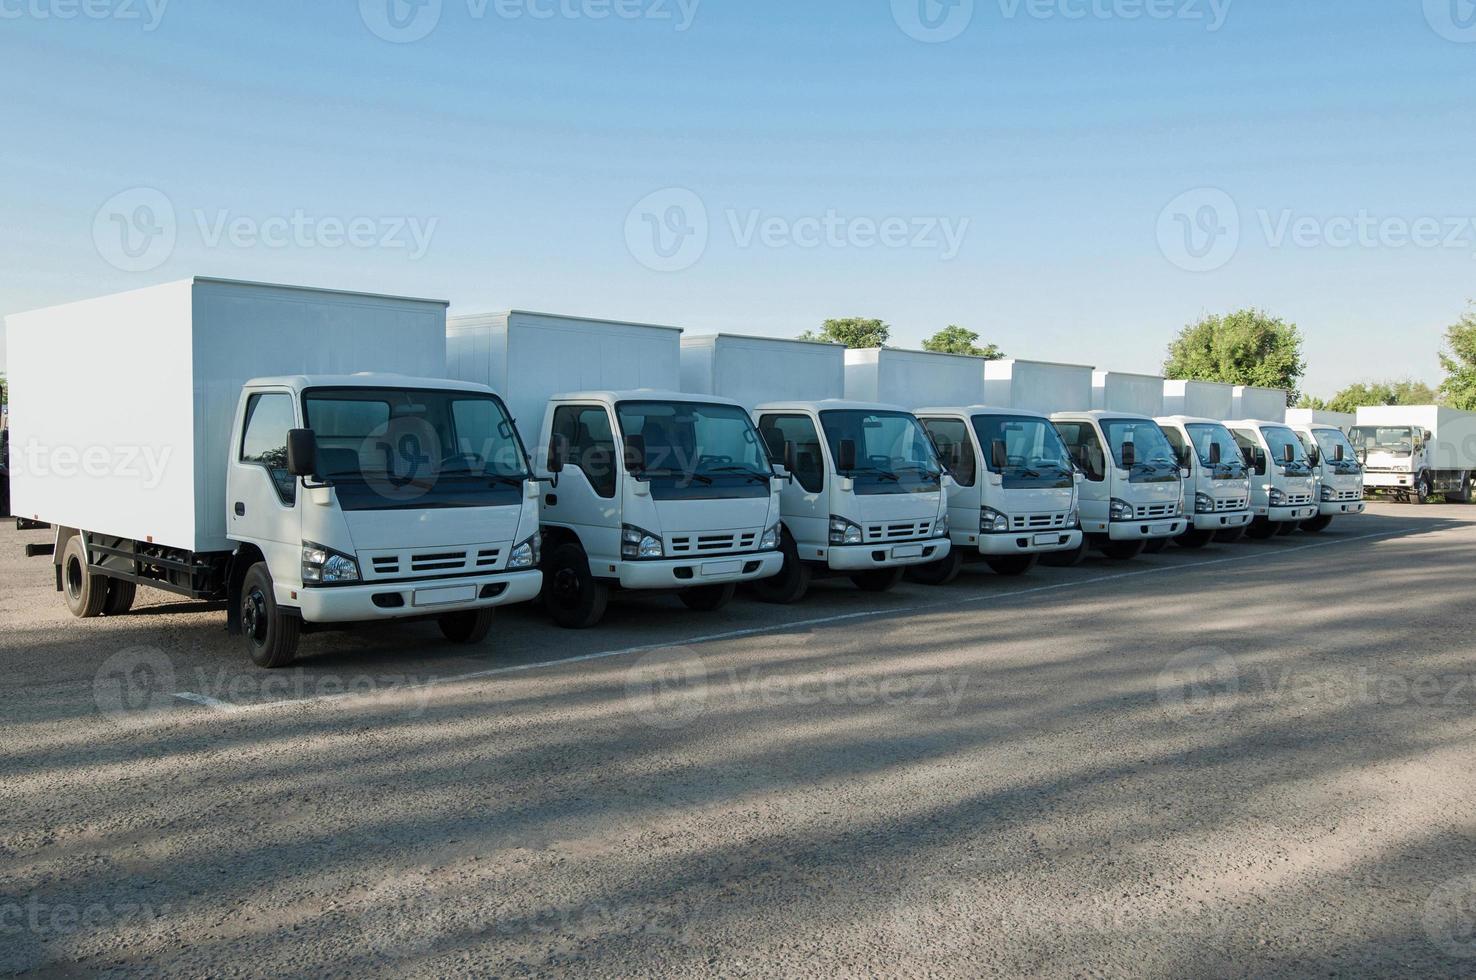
(1162, 309), (1305, 404)
(1438, 303), (1476, 411)
(1325, 379), (1437, 415)
(798, 317), (890, 348)
(1294, 394), (1329, 410)
(921, 325), (1004, 359)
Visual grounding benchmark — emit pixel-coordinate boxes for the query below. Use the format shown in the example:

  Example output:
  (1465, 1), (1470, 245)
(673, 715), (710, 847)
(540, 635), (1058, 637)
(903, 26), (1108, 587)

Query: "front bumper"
(968, 528), (1082, 556)
(1321, 499), (1366, 516)
(827, 537), (951, 571)
(617, 551), (783, 590)
(295, 569), (543, 624)
(1108, 519), (1186, 541)
(1191, 510), (1253, 532)
(1363, 472), (1411, 490)
(1268, 505), (1319, 523)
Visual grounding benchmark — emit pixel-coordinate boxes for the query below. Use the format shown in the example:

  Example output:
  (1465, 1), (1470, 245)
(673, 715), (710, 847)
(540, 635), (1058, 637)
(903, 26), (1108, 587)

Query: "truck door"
(227, 389), (303, 584)
(545, 403), (622, 565)
(758, 413), (827, 554)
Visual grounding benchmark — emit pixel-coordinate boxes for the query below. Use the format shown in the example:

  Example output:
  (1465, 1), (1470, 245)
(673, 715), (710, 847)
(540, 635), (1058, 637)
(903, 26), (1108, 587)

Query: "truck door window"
(551, 405), (617, 499)
(240, 392), (297, 505)
(920, 418), (976, 487)
(1160, 426), (1190, 468)
(758, 414), (825, 493)
(1052, 421), (1105, 482)
(1230, 429), (1265, 475)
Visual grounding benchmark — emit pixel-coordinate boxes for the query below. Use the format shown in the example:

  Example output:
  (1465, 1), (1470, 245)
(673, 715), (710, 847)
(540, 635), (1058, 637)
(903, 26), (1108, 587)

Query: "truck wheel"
(1175, 530), (1213, 549)
(1101, 541), (1145, 561)
(679, 583), (737, 612)
(908, 549), (964, 586)
(850, 568), (904, 592)
(1142, 538), (1168, 554)
(1215, 526), (1247, 544)
(1448, 472), (1472, 503)
(240, 563), (300, 669)
(543, 542), (608, 629)
(1416, 473), (1433, 504)
(985, 555), (1037, 577)
(752, 532), (811, 605)
(438, 608), (495, 644)
(103, 580), (137, 615)
(1301, 515), (1333, 533)
(1041, 537), (1088, 567)
(1245, 518), (1277, 540)
(1275, 520), (1298, 536)
(62, 536), (108, 618)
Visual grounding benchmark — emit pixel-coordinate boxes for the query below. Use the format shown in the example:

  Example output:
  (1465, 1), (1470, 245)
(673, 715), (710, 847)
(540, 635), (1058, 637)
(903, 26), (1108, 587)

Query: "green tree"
(921, 325), (1004, 359)
(1162, 308), (1305, 404)
(1438, 303), (1476, 411)
(798, 317), (890, 348)
(1326, 379), (1437, 415)
(1295, 394), (1329, 411)
(0, 373), (7, 409)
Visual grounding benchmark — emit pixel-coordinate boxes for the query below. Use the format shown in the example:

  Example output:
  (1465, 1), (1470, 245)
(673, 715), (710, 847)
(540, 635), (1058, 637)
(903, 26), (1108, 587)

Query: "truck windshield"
(302, 388), (529, 511)
(1185, 423), (1248, 480)
(819, 410), (942, 496)
(1102, 419), (1181, 484)
(1351, 426), (1414, 455)
(1262, 425), (1313, 476)
(1310, 429), (1361, 475)
(970, 415), (1074, 489)
(615, 400), (773, 500)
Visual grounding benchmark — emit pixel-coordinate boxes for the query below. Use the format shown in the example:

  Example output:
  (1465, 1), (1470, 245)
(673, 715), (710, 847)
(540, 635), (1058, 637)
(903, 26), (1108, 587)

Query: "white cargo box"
(843, 348), (984, 407)
(1233, 385), (1289, 423)
(1354, 405), (1476, 471)
(983, 358), (1094, 414)
(447, 311), (682, 438)
(6, 278), (449, 553)
(681, 334), (844, 405)
(1093, 371), (1165, 417)
(1162, 380), (1235, 419)
(1285, 408), (1355, 431)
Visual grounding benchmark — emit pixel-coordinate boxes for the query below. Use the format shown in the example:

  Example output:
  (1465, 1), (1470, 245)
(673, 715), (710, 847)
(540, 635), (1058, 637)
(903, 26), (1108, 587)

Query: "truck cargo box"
(983, 359), (1094, 414)
(1163, 380), (1235, 419)
(1286, 408), (1355, 431)
(1233, 385), (1289, 422)
(1093, 371), (1165, 417)
(843, 348), (984, 407)
(6, 278), (448, 554)
(447, 311), (681, 438)
(681, 334), (844, 405)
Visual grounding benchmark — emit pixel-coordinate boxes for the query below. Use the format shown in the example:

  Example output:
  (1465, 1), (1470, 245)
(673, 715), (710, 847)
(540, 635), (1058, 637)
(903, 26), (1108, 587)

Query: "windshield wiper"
(846, 467), (900, 483)
(705, 466), (774, 484)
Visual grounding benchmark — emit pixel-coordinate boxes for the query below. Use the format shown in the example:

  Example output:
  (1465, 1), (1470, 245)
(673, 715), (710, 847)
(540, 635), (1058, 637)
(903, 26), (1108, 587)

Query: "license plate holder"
(891, 544), (925, 559)
(412, 585), (477, 608)
(701, 560), (743, 577)
(1032, 532), (1060, 546)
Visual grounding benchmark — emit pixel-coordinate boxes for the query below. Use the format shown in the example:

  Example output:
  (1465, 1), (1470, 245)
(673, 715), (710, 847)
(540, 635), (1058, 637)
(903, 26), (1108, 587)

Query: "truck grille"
(1284, 492), (1313, 506)
(364, 545), (503, 580)
(1213, 497), (1248, 512)
(864, 520), (935, 543)
(1135, 502), (1178, 519)
(1008, 512), (1071, 531)
(1329, 488), (1362, 502)
(667, 532), (760, 555)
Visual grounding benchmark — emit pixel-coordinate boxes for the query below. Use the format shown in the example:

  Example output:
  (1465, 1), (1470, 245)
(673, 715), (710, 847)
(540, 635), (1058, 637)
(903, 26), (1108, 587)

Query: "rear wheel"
(679, 583), (737, 612)
(543, 542), (608, 629)
(438, 608), (495, 644)
(908, 549), (964, 586)
(240, 563), (300, 669)
(1040, 537), (1088, 567)
(62, 536), (108, 619)
(752, 531), (811, 605)
(985, 554), (1038, 577)
(1175, 530), (1213, 549)
(1301, 514), (1333, 533)
(850, 568), (904, 593)
(1448, 471), (1472, 504)
(103, 579), (137, 616)
(1101, 540), (1145, 561)
(1245, 518), (1277, 540)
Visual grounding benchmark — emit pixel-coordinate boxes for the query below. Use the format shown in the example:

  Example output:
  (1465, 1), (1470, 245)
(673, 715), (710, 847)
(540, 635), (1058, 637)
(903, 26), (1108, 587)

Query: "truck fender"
(224, 545), (266, 635)
(51, 526), (80, 592)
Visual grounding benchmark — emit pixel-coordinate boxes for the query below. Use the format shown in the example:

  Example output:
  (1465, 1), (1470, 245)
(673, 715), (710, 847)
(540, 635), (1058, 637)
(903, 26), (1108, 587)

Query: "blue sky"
(2, 0), (1473, 398)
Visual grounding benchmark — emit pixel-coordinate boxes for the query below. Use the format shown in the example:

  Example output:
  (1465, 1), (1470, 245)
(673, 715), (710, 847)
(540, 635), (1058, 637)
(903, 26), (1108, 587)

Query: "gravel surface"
(2, 504), (1474, 977)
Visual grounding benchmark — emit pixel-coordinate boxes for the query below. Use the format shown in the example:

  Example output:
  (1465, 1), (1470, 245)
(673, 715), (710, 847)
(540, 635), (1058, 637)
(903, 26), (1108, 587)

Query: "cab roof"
(550, 389), (747, 410)
(914, 404), (1052, 421)
(1156, 414), (1232, 427)
(754, 398), (914, 415)
(246, 374), (496, 395)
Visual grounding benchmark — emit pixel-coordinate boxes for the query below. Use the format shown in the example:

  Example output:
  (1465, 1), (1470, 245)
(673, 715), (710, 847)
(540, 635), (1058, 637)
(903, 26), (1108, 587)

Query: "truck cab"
(1223, 419), (1319, 538)
(912, 406), (1083, 581)
(1049, 411), (1187, 561)
(533, 390), (784, 627)
(225, 374), (545, 666)
(1289, 422), (1366, 530)
(1155, 416), (1254, 547)
(751, 400), (952, 602)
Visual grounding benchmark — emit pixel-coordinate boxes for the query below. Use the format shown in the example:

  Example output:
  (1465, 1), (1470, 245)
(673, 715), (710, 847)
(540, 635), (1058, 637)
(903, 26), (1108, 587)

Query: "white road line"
(170, 525), (1424, 713)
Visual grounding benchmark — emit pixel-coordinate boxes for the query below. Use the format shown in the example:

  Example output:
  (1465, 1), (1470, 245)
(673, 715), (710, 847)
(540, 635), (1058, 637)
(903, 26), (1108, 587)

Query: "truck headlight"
(1195, 492), (1214, 514)
(936, 512), (949, 536)
(621, 525), (664, 560)
(302, 542), (360, 584)
(1109, 498), (1135, 522)
(1320, 484), (1335, 502)
(1069, 504), (1080, 528)
(1268, 488), (1285, 506)
(760, 522), (781, 550)
(507, 533), (541, 569)
(980, 507), (1009, 533)
(829, 515), (864, 546)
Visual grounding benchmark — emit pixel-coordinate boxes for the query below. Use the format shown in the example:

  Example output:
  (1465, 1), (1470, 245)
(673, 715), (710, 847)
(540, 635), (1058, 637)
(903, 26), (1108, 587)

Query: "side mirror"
(1121, 441), (1136, 469)
(1334, 444), (1345, 462)
(545, 441), (565, 487)
(1282, 444), (1295, 464)
(991, 439), (1008, 471)
(286, 428), (317, 478)
(836, 439), (857, 473)
(783, 440), (798, 480)
(761, 428), (785, 464)
(1208, 442), (1222, 465)
(1254, 448), (1267, 472)
(623, 434), (647, 474)
(1308, 446), (1321, 467)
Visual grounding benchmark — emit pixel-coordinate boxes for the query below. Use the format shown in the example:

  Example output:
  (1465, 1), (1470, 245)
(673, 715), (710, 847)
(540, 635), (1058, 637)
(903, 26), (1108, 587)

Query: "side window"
(920, 418), (976, 487)
(550, 404), (617, 499)
(1054, 422), (1105, 482)
(240, 392), (297, 505)
(1161, 426), (1190, 468)
(759, 414), (825, 494)
(1231, 430), (1265, 475)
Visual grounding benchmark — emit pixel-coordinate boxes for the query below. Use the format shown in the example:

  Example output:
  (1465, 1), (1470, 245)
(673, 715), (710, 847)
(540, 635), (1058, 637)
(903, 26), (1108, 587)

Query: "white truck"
(1232, 386), (1289, 424)
(450, 313), (784, 627)
(1155, 416), (1254, 546)
(1285, 408), (1355, 431)
(1223, 419), (1320, 537)
(1048, 411), (1187, 561)
(1351, 405), (1476, 504)
(1288, 421), (1366, 530)
(6, 278), (544, 667)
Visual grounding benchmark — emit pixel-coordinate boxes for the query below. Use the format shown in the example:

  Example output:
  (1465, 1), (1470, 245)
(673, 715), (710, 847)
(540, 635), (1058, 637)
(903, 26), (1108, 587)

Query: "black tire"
(438, 608), (495, 644)
(1215, 526), (1248, 544)
(1416, 472), (1433, 504)
(850, 568), (905, 593)
(908, 549), (965, 586)
(542, 542), (609, 629)
(1175, 530), (1213, 549)
(240, 562), (300, 669)
(985, 554), (1038, 577)
(752, 531), (811, 605)
(1142, 538), (1169, 554)
(1301, 515), (1333, 533)
(1040, 537), (1088, 567)
(1245, 517), (1277, 540)
(679, 583), (738, 612)
(103, 579), (137, 616)
(1101, 540), (1145, 561)
(1275, 520), (1298, 536)
(62, 536), (108, 619)
(1447, 472), (1471, 504)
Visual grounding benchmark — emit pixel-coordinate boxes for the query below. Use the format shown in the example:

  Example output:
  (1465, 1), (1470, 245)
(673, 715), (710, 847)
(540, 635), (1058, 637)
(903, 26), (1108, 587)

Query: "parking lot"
(3, 503), (1475, 976)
